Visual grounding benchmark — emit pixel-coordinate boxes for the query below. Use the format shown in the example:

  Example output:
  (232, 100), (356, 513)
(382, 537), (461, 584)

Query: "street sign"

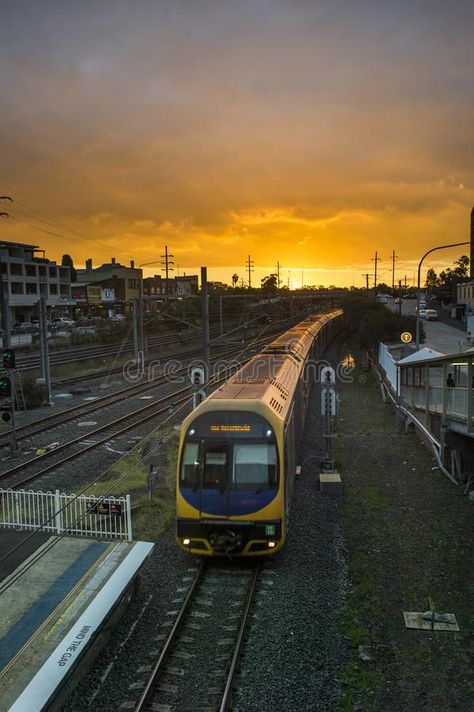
(401, 332), (412, 343)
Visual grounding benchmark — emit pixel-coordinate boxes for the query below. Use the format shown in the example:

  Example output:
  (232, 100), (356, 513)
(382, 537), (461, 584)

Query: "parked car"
(424, 309), (438, 321)
(50, 317), (75, 327)
(394, 297), (401, 304)
(418, 309), (428, 318)
(109, 313), (126, 321)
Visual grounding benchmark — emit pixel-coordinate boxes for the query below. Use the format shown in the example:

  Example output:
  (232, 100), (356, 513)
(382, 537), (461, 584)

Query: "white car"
(50, 317), (75, 327)
(424, 309), (438, 321)
(418, 309), (427, 318)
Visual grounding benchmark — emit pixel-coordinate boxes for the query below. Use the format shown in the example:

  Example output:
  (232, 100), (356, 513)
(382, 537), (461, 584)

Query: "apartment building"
(0, 240), (72, 323)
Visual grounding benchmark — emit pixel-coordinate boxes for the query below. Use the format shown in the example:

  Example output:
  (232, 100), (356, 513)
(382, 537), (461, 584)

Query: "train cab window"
(203, 444), (229, 490)
(181, 443), (200, 486)
(232, 444), (277, 490)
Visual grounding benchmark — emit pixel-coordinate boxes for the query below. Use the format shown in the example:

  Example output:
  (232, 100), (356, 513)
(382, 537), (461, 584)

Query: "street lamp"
(415, 241), (470, 350)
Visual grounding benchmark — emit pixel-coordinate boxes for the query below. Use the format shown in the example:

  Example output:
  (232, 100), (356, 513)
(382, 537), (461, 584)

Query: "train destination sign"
(189, 411), (273, 438)
(210, 424), (251, 432)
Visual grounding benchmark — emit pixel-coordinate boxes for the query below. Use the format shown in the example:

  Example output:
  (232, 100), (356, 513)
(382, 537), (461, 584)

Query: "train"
(176, 310), (343, 556)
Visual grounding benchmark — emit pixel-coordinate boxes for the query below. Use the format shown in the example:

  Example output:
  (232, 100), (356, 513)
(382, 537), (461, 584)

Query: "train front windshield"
(180, 411), (278, 493)
(181, 441), (277, 491)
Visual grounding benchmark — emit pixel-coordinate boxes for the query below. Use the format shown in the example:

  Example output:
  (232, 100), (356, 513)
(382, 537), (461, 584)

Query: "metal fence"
(0, 489), (132, 541)
(378, 343), (399, 394)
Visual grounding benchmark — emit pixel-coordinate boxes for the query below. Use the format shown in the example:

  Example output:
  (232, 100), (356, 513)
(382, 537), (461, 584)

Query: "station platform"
(0, 530), (153, 711)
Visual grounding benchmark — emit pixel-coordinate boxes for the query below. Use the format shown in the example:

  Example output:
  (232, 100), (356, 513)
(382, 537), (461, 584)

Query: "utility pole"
(362, 273), (371, 294)
(391, 250), (398, 293)
(398, 280), (402, 316)
(372, 251), (381, 299)
(201, 267), (210, 376)
(276, 261), (281, 289)
(301, 268), (304, 289)
(246, 255), (254, 289)
(132, 300), (139, 362)
(161, 245), (174, 295)
(38, 296), (52, 405)
(0, 196), (13, 349)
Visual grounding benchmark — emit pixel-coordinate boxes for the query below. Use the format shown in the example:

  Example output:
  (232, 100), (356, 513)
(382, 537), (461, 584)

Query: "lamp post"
(415, 241), (470, 350)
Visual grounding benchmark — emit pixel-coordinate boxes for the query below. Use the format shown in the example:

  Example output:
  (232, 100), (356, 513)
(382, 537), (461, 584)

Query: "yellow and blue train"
(176, 310), (343, 556)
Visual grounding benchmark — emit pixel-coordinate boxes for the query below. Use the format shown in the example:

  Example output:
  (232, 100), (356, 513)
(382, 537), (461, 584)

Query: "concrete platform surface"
(0, 532), (153, 711)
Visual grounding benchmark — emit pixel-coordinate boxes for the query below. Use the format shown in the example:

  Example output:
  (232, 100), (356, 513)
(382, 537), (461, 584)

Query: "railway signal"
(0, 375), (11, 397)
(2, 348), (15, 369)
(1, 405), (12, 423)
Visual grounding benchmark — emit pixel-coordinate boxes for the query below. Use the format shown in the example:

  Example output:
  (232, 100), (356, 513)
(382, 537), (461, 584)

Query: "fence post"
(15, 491), (21, 528)
(126, 495), (132, 542)
(55, 490), (62, 534)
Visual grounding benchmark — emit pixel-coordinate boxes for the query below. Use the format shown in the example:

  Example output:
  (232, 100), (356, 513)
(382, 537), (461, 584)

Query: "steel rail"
(0, 342), (244, 447)
(219, 563), (261, 711)
(134, 562), (207, 711)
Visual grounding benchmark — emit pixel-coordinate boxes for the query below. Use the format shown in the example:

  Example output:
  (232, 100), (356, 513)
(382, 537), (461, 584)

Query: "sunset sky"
(0, 0), (473, 287)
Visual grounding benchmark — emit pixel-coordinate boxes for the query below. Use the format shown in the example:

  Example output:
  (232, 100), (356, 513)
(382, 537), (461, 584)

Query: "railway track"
(0, 327), (284, 488)
(0, 342), (245, 450)
(130, 560), (262, 712)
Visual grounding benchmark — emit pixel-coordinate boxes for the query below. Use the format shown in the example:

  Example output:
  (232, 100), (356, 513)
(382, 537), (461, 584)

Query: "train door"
(199, 441), (231, 517)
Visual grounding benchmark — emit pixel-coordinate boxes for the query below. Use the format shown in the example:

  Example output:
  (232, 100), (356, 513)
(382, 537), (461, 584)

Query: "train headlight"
(183, 538), (191, 546)
(189, 428), (196, 436)
(268, 541), (276, 548)
(266, 429), (272, 437)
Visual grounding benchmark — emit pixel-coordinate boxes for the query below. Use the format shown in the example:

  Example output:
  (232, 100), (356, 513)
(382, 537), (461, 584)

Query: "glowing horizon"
(0, 1), (472, 286)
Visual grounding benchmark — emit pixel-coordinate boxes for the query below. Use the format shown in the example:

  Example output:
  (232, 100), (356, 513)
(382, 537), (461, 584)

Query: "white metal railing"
(0, 489), (132, 541)
(378, 343), (399, 394)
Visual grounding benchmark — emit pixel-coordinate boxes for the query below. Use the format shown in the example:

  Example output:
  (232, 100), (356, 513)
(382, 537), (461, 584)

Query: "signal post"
(1, 347), (18, 450)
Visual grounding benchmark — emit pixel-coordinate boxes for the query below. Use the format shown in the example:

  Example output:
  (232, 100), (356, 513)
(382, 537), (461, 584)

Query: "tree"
(261, 274), (278, 293)
(61, 254), (77, 282)
(425, 268), (439, 291)
(231, 273), (239, 289)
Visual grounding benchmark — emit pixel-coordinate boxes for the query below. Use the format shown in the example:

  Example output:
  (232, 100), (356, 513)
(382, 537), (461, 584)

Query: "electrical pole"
(0, 197), (13, 349)
(362, 273), (371, 294)
(246, 255), (254, 289)
(276, 261), (281, 289)
(38, 296), (52, 405)
(161, 245), (174, 295)
(398, 279), (402, 316)
(391, 250), (397, 293)
(201, 267), (210, 376)
(372, 251), (381, 299)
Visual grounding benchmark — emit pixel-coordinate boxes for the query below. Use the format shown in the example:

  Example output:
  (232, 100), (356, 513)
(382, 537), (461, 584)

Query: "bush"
(343, 296), (424, 350)
(20, 374), (46, 408)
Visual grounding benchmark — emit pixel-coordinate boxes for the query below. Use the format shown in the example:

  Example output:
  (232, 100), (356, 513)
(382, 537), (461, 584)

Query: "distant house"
(76, 257), (142, 311)
(457, 280), (474, 313)
(143, 274), (198, 297)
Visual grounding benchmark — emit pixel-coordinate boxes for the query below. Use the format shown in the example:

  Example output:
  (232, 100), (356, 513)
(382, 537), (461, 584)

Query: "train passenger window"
(232, 444), (277, 490)
(181, 443), (199, 486)
(203, 445), (229, 490)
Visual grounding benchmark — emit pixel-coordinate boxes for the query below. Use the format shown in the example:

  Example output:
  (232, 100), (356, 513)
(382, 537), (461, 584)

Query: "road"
(386, 298), (469, 354)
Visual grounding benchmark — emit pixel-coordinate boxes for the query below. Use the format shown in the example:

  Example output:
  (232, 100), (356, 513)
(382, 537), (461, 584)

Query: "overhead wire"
(0, 316), (280, 590)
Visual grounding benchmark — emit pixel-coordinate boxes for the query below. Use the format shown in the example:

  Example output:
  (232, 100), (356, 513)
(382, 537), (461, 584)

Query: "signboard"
(87, 285), (102, 303)
(89, 501), (123, 516)
(401, 331), (412, 344)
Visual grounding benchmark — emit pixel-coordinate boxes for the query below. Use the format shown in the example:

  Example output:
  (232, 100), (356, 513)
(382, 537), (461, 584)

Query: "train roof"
(208, 310), (341, 421)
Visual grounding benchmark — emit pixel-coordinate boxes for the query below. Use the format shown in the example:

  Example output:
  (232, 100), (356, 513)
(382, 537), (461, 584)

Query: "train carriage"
(176, 310), (342, 556)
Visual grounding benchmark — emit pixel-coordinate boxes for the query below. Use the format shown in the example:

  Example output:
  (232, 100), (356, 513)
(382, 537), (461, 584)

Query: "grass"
(80, 425), (179, 541)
